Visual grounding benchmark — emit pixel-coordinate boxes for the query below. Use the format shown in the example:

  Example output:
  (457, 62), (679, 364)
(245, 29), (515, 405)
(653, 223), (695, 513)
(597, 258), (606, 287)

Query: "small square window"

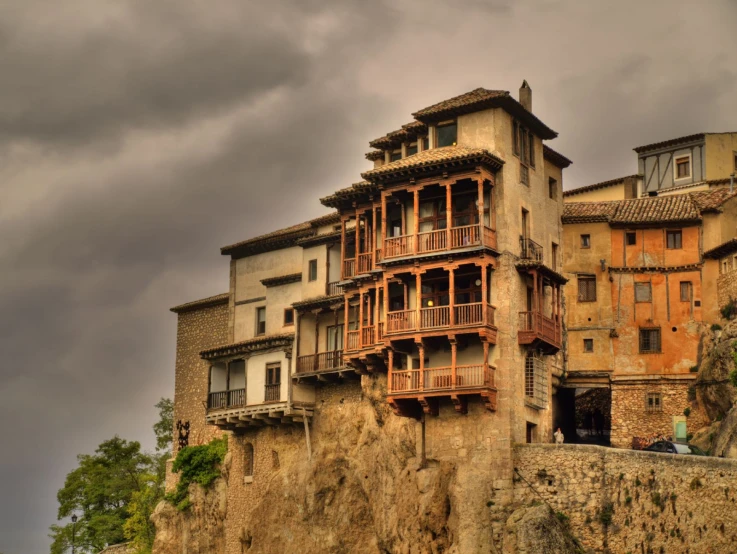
(581, 234), (591, 249)
(256, 307), (266, 336)
(639, 328), (661, 353)
(548, 178), (557, 200)
(436, 121), (457, 148)
(626, 232), (637, 246)
(406, 142), (418, 156)
(390, 149), (402, 162)
(675, 156), (691, 179)
(583, 338), (594, 353)
(283, 308), (294, 326)
(666, 230), (682, 249)
(308, 259), (318, 281)
(635, 282), (652, 303)
(680, 282), (692, 302)
(646, 392), (662, 412)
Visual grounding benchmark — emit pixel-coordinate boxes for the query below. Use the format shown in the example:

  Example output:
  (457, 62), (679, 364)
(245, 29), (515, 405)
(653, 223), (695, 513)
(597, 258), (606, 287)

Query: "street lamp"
(71, 514), (77, 554)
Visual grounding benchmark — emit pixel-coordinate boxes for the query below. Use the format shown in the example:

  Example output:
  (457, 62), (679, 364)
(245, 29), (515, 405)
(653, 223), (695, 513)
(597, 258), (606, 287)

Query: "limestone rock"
(696, 323), (737, 420)
(502, 503), (582, 554)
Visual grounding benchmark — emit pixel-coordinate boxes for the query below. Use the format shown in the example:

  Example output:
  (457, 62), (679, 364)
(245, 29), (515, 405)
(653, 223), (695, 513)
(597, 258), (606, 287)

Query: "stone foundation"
(717, 270), (737, 310)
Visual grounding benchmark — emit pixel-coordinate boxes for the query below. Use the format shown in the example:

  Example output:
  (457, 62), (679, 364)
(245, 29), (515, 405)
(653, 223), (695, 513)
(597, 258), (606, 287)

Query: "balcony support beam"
(445, 182), (453, 250)
(477, 178), (484, 236)
(343, 295), (349, 355)
(416, 340), (425, 392)
(340, 218), (346, 279)
(449, 267), (455, 326)
(381, 192), (387, 258)
(450, 338), (457, 389)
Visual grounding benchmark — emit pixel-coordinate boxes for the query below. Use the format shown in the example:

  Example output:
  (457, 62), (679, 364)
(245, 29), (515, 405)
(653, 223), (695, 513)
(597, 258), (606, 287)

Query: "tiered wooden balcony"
(383, 223), (497, 260)
(206, 387), (311, 429)
(384, 302), (497, 342)
(518, 311), (562, 354)
(343, 253), (377, 278)
(294, 349), (358, 383)
(326, 281), (342, 296)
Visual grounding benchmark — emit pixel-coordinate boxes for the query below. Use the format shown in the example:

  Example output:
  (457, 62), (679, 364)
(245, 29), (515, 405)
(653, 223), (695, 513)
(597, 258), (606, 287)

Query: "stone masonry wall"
(514, 443), (737, 554)
(167, 300), (229, 491)
(717, 270), (737, 310)
(610, 381), (710, 449)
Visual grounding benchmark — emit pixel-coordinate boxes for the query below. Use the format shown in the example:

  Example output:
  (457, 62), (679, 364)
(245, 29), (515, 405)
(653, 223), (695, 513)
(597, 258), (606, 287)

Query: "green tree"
(152, 398), (174, 453)
(49, 437), (153, 554)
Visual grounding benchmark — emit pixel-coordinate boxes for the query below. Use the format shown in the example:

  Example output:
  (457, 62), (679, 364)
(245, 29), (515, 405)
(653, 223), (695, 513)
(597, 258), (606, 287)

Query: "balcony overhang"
(515, 260), (568, 284)
(381, 244), (499, 267)
(200, 333), (294, 361)
(292, 295), (343, 313)
(206, 402), (313, 429)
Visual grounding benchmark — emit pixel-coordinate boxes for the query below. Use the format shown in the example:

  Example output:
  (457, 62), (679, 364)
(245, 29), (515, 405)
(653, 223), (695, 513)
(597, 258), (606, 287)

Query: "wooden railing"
(420, 306), (450, 328)
(375, 248), (382, 262)
(389, 364), (489, 393)
(417, 229), (447, 253)
(227, 388), (245, 407)
(386, 309), (417, 333)
(455, 302), (483, 326)
(518, 311), (561, 346)
(326, 281), (342, 296)
(208, 391), (227, 410)
(520, 237), (544, 262)
(264, 383), (280, 402)
(343, 258), (356, 279)
(377, 322), (384, 342)
(361, 325), (376, 346)
(450, 224), (480, 249)
(357, 252), (372, 274)
(296, 350), (344, 373)
(483, 227), (497, 250)
(384, 235), (413, 258)
(346, 330), (360, 351)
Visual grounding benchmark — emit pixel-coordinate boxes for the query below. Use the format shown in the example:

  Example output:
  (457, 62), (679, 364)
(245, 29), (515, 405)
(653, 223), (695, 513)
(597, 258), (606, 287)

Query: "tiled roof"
(633, 133), (705, 154)
(170, 292), (229, 314)
(411, 87), (557, 139)
(320, 181), (378, 208)
(542, 144), (572, 168)
(704, 238), (737, 260)
(361, 146), (504, 182)
(260, 273), (302, 287)
(292, 294), (343, 311)
(563, 188), (737, 227)
(221, 212), (339, 258)
(369, 121), (428, 149)
(611, 194), (700, 225)
(365, 150), (384, 161)
(200, 333), (294, 359)
(563, 175), (640, 198)
(561, 202), (619, 224)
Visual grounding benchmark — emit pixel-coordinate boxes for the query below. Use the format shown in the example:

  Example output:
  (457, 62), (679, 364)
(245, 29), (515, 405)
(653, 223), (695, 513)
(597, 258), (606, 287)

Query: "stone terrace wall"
(717, 270), (737, 309)
(514, 444), (737, 554)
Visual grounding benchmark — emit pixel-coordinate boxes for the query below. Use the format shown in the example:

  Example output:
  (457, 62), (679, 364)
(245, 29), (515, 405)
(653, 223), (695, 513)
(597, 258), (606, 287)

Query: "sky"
(0, 1), (736, 552)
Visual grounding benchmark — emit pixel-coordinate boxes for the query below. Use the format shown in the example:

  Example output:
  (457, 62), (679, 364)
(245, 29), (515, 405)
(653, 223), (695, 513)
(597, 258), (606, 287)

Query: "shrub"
(683, 407), (691, 417)
(690, 477), (702, 490)
(599, 502), (615, 526)
(711, 323), (723, 332)
(730, 369), (737, 388)
(721, 298), (737, 320)
(687, 386), (697, 401)
(625, 496), (632, 505)
(689, 365), (699, 373)
(555, 511), (570, 526)
(166, 436), (228, 511)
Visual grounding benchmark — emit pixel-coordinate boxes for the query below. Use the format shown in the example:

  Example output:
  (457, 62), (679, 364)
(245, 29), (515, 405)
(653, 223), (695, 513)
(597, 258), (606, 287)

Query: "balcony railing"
(420, 306), (450, 329)
(346, 330), (360, 351)
(357, 252), (372, 274)
(518, 311), (561, 348)
(343, 258), (356, 279)
(385, 303), (495, 335)
(265, 383), (281, 402)
(208, 389), (245, 410)
(520, 237), (544, 262)
(383, 224), (495, 259)
(326, 281), (342, 296)
(386, 309), (417, 333)
(361, 325), (376, 347)
(389, 364), (490, 394)
(296, 350), (344, 374)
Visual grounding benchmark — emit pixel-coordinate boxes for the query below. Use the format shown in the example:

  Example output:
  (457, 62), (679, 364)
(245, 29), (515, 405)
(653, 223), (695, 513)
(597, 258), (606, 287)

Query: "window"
(578, 275), (596, 302)
(256, 307), (266, 335)
(639, 328), (661, 353)
(666, 230), (682, 249)
(548, 178), (557, 199)
(675, 155), (691, 179)
(635, 282), (652, 302)
(421, 279), (451, 308)
(422, 136), (429, 151)
(451, 194), (478, 227)
(645, 393), (662, 412)
(512, 120), (520, 156)
(583, 338), (594, 353)
(390, 149), (402, 162)
(327, 324), (344, 351)
(419, 198), (447, 232)
(283, 308), (294, 326)
(524, 352), (547, 409)
(528, 132), (535, 168)
(520, 164), (529, 185)
(308, 259), (318, 281)
(626, 232), (637, 246)
(580, 234), (591, 248)
(734, 151), (737, 171)
(453, 274), (483, 305)
(406, 142), (418, 156)
(436, 121), (457, 147)
(680, 281), (692, 302)
(513, 120), (535, 168)
(265, 362), (281, 402)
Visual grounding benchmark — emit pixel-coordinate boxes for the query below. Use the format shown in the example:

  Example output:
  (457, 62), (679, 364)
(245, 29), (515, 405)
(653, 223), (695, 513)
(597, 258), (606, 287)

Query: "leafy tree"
(49, 437), (153, 554)
(152, 398), (174, 453)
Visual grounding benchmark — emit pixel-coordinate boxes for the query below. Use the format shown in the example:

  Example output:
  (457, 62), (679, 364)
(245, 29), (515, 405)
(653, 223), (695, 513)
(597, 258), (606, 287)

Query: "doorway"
(553, 386), (611, 445)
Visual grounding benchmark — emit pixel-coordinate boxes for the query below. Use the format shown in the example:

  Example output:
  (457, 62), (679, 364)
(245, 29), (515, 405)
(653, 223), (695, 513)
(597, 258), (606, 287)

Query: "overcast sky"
(1, 1), (736, 552)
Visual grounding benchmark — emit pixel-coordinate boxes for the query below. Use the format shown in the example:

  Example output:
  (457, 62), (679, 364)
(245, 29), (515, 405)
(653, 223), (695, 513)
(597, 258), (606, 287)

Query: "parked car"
(643, 440), (706, 456)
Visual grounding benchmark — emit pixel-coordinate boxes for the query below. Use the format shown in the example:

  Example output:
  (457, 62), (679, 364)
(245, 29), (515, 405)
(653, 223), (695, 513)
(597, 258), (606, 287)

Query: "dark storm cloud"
(1, 1), (736, 552)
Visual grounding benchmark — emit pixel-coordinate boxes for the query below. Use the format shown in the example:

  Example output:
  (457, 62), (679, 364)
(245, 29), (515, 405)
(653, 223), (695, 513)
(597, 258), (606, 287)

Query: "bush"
(166, 436), (228, 511)
(690, 477), (702, 490)
(555, 511), (570, 526)
(721, 298), (737, 320)
(689, 365), (699, 373)
(730, 369), (737, 388)
(683, 407), (691, 417)
(599, 502), (615, 526)
(711, 323), (723, 332)
(687, 386), (696, 401)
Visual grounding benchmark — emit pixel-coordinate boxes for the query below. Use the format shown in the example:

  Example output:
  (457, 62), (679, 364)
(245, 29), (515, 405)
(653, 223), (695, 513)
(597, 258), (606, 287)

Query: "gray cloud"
(1, 1), (736, 552)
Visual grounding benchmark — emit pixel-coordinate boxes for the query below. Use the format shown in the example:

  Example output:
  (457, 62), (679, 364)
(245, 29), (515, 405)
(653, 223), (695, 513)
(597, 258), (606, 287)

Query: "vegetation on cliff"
(165, 436), (228, 511)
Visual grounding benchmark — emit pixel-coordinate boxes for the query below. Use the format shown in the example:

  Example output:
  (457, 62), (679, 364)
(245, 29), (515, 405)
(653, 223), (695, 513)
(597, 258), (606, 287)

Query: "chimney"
(519, 80), (532, 112)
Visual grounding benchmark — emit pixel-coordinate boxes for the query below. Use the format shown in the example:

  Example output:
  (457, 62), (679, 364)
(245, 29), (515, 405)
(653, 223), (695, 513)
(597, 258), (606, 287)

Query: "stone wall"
(717, 270), (737, 310)
(610, 380), (710, 449)
(167, 300), (229, 491)
(514, 443), (737, 554)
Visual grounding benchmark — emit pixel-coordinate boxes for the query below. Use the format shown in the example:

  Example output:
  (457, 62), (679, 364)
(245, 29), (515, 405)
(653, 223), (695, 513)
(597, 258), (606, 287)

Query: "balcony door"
(327, 324), (344, 351)
(452, 194), (478, 227)
(421, 280), (450, 308)
(265, 362), (281, 402)
(419, 199), (447, 232)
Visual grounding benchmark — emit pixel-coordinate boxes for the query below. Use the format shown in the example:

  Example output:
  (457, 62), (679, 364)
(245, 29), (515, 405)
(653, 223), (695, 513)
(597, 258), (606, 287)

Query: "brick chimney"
(519, 80), (532, 112)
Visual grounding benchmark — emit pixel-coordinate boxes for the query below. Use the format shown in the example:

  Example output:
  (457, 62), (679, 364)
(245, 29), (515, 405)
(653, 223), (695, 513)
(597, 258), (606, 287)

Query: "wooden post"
(449, 266), (455, 326)
(314, 311), (320, 358)
(418, 341), (425, 392)
(491, 181), (496, 231)
(381, 192), (387, 254)
(358, 291), (364, 348)
(372, 205), (377, 267)
(400, 199), (406, 235)
(415, 271), (422, 328)
(446, 182), (453, 248)
(383, 273), (390, 321)
(343, 295), (349, 351)
(355, 209), (360, 258)
(413, 188), (420, 248)
(483, 341), (490, 387)
(387, 348), (394, 392)
(340, 219), (346, 279)
(481, 263), (488, 324)
(477, 178), (485, 242)
(450, 339), (457, 388)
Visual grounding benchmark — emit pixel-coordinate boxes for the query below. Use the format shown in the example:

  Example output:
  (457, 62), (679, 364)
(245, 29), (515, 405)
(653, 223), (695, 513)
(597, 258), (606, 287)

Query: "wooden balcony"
(346, 330), (360, 351)
(343, 254), (375, 279)
(343, 258), (356, 278)
(382, 224), (497, 260)
(296, 350), (344, 374)
(518, 310), (562, 353)
(326, 281), (342, 296)
(384, 303), (497, 340)
(264, 383), (281, 403)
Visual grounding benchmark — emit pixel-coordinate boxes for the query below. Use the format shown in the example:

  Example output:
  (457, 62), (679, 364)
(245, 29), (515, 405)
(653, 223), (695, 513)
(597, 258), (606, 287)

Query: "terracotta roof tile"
(170, 292), (229, 314)
(611, 194), (700, 225)
(365, 150), (384, 161)
(562, 202), (619, 223)
(563, 175), (640, 198)
(412, 88), (508, 119)
(633, 133), (705, 154)
(200, 333), (294, 359)
(689, 188), (737, 212)
(361, 146), (504, 182)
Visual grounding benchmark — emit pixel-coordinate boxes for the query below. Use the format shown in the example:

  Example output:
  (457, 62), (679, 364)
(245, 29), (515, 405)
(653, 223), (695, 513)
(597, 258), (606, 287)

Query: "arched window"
(244, 443), (254, 478)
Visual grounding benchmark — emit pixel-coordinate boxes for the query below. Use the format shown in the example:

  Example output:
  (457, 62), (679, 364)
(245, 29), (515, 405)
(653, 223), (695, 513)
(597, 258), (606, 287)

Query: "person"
(554, 427), (564, 445)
